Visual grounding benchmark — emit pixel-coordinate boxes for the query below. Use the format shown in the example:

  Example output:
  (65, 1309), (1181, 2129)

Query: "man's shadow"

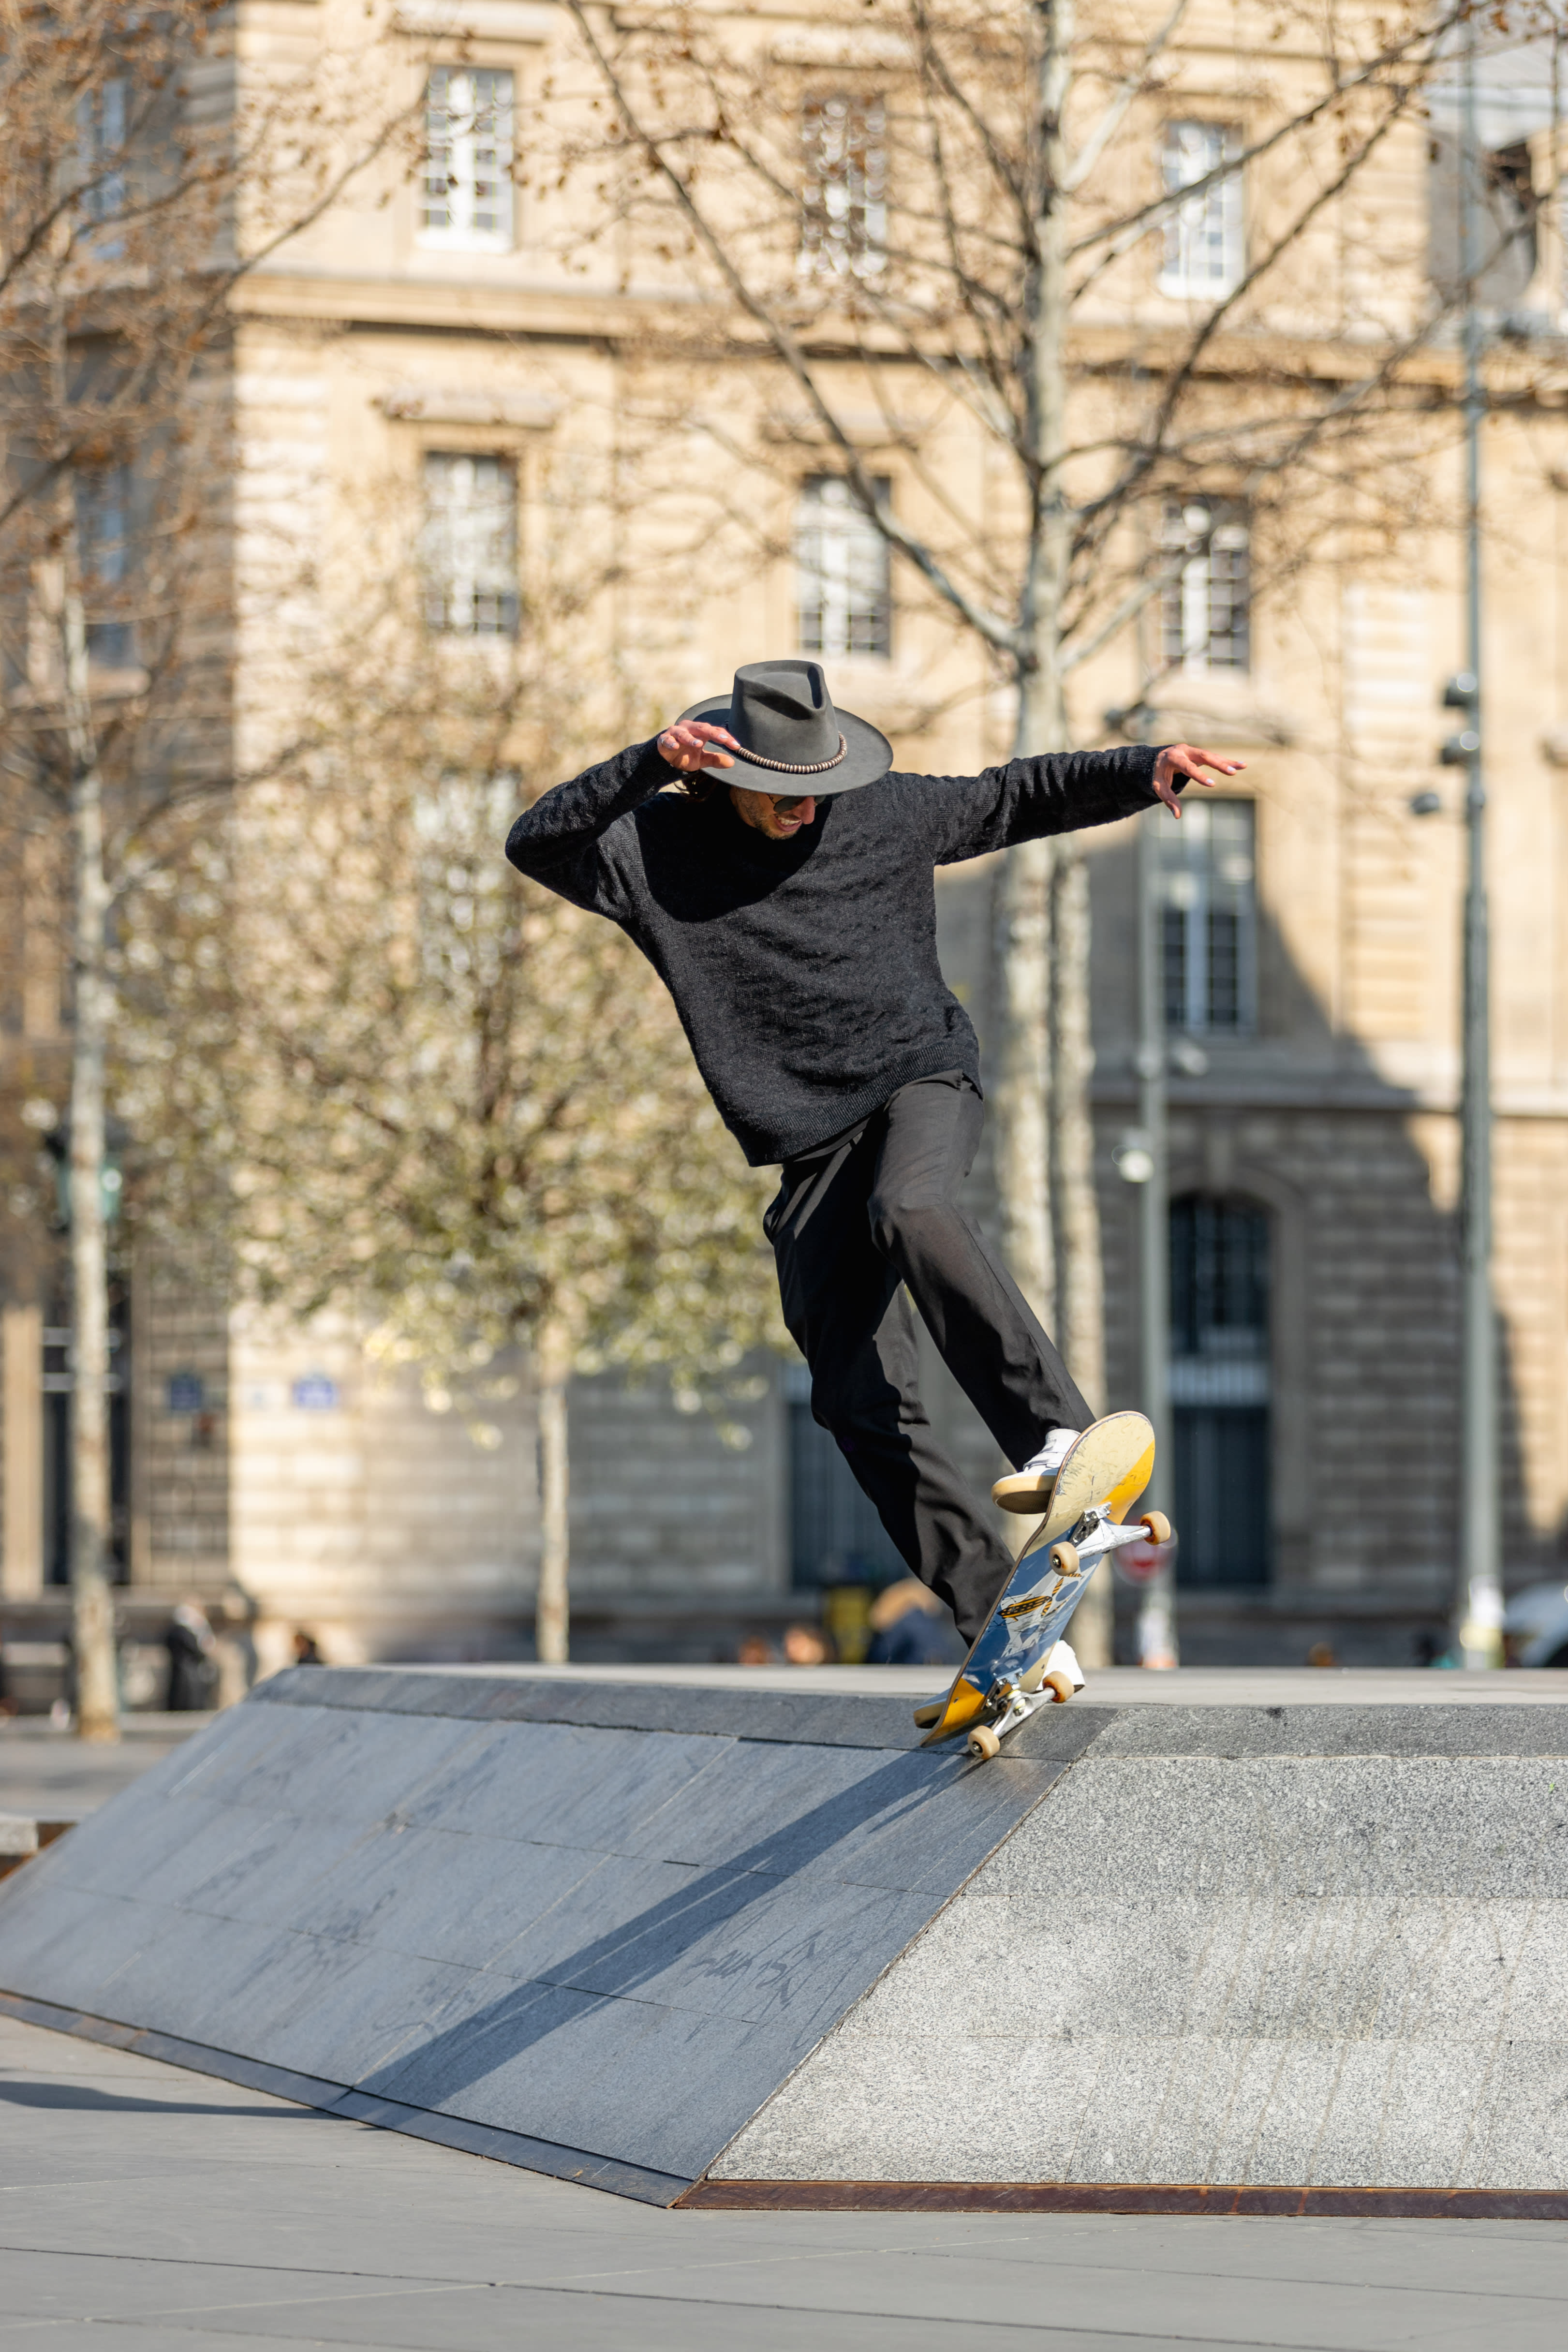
(361, 1744), (969, 2109)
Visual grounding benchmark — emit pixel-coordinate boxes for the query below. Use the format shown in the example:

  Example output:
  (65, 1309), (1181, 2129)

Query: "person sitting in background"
(866, 1578), (961, 1668)
(783, 1624), (833, 1666)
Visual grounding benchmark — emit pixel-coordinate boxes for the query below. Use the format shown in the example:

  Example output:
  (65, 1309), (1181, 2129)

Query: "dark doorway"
(1170, 1194), (1271, 1586)
(43, 1282), (131, 1586)
(785, 1364), (907, 1588)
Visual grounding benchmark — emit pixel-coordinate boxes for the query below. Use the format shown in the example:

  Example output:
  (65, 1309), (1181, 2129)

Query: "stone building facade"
(3, 2), (1568, 1684)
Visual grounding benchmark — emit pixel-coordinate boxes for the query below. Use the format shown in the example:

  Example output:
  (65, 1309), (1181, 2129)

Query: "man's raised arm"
(504, 737), (678, 914)
(919, 740), (1245, 864)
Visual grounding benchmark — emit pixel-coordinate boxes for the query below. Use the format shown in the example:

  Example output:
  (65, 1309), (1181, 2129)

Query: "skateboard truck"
(963, 1645), (1086, 1758)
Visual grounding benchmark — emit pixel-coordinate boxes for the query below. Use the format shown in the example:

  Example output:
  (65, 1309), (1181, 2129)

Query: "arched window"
(1169, 1194), (1270, 1586)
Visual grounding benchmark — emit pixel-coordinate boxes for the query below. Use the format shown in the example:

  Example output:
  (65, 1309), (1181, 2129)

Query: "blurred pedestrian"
(292, 1628), (324, 1667)
(736, 1635), (775, 1666)
(866, 1579), (960, 1667)
(215, 1583), (260, 1708)
(783, 1624), (832, 1666)
(165, 1598), (219, 1712)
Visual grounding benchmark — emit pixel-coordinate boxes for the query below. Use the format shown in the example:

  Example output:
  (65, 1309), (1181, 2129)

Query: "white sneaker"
(1025, 1428), (1081, 1479)
(991, 1427), (1083, 1514)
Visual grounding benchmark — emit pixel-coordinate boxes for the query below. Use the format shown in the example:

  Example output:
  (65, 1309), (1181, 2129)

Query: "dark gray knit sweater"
(505, 738), (1163, 1166)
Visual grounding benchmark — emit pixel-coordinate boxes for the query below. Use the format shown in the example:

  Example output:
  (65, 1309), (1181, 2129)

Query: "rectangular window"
(1159, 120), (1243, 297)
(422, 452), (518, 636)
(1160, 798), (1256, 1035)
(800, 92), (887, 280)
(796, 475), (890, 659)
(419, 68), (514, 252)
(75, 466), (133, 668)
(1160, 498), (1250, 674)
(76, 78), (127, 256)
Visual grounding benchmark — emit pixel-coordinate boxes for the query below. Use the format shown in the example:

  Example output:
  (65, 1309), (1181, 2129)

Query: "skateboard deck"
(917, 1411), (1167, 1757)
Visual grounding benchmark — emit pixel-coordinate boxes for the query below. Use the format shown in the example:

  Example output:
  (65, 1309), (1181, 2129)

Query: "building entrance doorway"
(785, 1363), (906, 1589)
(1169, 1194), (1271, 1586)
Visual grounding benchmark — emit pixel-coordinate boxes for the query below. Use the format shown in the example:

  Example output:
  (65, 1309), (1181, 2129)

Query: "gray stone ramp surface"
(4, 1668), (1568, 2210)
(0, 1665), (1081, 2202)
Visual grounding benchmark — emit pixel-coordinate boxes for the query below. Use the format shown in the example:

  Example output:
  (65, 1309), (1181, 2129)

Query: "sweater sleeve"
(915, 742), (1166, 866)
(504, 738), (675, 917)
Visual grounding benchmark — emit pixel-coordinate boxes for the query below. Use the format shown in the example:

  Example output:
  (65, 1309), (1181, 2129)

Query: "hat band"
(736, 733), (847, 776)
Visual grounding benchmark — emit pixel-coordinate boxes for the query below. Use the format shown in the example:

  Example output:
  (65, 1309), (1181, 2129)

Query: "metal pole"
(1135, 806), (1178, 1667)
(1455, 18), (1501, 1669)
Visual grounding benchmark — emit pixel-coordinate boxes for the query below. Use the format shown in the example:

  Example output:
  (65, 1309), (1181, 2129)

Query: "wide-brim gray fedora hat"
(679, 659), (892, 795)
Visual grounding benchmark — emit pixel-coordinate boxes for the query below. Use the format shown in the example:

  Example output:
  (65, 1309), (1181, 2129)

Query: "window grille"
(1160, 798), (1256, 1034)
(77, 79), (127, 253)
(419, 68), (514, 252)
(1159, 120), (1243, 296)
(422, 453), (518, 636)
(796, 475), (891, 659)
(1160, 499), (1250, 674)
(74, 467), (133, 668)
(800, 92), (888, 280)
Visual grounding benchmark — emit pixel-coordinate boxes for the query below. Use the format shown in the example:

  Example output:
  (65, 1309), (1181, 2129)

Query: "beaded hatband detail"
(732, 733), (847, 775)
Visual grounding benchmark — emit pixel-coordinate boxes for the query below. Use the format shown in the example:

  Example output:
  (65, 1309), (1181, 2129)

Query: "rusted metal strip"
(677, 2180), (1568, 2219)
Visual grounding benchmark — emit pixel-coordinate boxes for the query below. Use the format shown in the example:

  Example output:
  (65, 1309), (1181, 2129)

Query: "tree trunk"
(534, 1327), (570, 1664)
(51, 354), (120, 1743)
(990, 839), (1055, 1329)
(994, 0), (1074, 1313)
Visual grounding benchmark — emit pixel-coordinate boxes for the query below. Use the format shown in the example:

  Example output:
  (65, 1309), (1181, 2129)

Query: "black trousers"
(768, 1072), (1090, 1644)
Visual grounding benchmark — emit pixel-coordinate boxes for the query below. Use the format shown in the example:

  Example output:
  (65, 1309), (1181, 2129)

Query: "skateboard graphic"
(915, 1411), (1170, 1759)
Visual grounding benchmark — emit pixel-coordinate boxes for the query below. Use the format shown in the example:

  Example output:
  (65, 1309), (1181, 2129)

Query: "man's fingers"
(1152, 741), (1246, 817)
(658, 720), (740, 771)
(1171, 744), (1246, 778)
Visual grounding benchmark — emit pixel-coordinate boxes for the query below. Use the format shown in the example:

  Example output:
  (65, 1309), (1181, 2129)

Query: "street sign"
(1114, 1536), (1173, 1588)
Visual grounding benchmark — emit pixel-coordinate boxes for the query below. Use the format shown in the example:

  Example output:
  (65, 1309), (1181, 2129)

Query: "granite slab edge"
(244, 1674), (1568, 1759)
(245, 1669), (1111, 1758)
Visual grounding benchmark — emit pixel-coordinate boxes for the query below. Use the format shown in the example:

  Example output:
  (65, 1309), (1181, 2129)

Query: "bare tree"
(0, 1), (416, 1731)
(116, 498), (784, 1665)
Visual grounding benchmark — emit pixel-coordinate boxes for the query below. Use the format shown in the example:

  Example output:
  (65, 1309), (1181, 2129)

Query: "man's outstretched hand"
(658, 719), (742, 774)
(1152, 743), (1245, 816)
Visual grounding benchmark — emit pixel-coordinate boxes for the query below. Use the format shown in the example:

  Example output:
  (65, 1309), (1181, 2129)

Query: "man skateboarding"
(506, 659), (1240, 1651)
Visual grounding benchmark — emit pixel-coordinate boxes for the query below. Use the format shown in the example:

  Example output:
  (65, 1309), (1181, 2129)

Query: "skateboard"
(915, 1411), (1170, 1759)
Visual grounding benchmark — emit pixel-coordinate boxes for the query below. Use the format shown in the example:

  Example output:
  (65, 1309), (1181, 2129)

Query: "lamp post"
(1113, 802), (1181, 1665)
(1449, 17), (1501, 1668)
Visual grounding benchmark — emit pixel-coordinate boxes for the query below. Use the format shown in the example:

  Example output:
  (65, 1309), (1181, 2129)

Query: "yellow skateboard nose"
(918, 1677), (988, 1745)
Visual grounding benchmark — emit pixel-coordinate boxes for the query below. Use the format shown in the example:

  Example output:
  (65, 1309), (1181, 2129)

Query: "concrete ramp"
(2, 1668), (1568, 2212)
(0, 1666), (1076, 2202)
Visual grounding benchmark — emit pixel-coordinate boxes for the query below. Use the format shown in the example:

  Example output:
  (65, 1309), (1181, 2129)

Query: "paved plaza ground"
(3, 1684), (1568, 2348)
(1, 2010), (1564, 2352)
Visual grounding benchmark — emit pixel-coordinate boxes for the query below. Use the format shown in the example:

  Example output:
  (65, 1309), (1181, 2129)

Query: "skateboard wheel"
(1049, 1541), (1080, 1578)
(1043, 1670), (1075, 1704)
(1139, 1510), (1172, 1545)
(966, 1725), (1002, 1760)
